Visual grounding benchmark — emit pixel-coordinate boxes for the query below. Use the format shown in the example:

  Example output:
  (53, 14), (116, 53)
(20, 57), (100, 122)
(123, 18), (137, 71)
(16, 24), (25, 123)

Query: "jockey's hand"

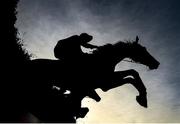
(82, 43), (98, 49)
(94, 45), (99, 48)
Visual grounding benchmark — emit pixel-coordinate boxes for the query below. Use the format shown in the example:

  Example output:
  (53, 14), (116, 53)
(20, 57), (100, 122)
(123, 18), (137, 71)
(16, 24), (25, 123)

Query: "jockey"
(54, 33), (98, 61)
(53, 32), (101, 101)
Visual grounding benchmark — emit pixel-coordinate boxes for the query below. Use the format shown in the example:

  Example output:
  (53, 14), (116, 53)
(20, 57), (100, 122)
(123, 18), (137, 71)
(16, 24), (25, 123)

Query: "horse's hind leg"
(111, 70), (147, 107)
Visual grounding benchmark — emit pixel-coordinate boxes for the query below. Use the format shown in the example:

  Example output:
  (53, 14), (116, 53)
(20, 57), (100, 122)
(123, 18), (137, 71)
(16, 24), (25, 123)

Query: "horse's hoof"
(76, 107), (89, 118)
(136, 95), (148, 108)
(101, 88), (109, 92)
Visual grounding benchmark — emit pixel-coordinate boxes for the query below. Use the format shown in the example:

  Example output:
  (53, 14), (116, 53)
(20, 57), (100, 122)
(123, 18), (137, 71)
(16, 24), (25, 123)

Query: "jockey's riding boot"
(136, 94), (148, 108)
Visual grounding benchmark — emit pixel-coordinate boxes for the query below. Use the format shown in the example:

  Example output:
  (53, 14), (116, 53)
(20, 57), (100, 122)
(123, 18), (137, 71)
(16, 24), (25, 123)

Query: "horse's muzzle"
(149, 61), (160, 70)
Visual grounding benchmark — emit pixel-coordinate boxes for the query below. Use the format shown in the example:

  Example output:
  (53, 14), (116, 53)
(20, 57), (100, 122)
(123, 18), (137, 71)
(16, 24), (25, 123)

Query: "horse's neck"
(113, 44), (131, 65)
(92, 43), (133, 68)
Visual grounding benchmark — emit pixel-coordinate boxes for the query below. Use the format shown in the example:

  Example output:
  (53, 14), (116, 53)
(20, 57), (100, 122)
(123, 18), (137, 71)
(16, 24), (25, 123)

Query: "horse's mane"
(113, 40), (133, 47)
(93, 41), (133, 55)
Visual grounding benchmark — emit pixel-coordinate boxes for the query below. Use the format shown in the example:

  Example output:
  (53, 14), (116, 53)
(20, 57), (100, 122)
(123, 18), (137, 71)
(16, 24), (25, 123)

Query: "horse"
(60, 37), (160, 118)
(90, 38), (160, 107)
(25, 37), (160, 122)
(53, 36), (160, 108)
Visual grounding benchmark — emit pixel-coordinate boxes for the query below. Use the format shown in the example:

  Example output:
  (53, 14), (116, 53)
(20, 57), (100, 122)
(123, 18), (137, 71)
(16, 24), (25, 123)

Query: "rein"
(122, 59), (140, 64)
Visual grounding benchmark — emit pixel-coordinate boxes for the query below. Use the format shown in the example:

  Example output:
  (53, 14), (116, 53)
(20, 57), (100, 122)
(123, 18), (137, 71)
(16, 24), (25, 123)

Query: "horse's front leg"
(103, 69), (146, 93)
(122, 69), (147, 107)
(102, 69), (147, 107)
(123, 69), (147, 96)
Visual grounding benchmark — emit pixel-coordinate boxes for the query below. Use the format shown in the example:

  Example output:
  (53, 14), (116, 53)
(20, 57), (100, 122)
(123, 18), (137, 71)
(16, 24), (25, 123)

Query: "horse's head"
(129, 36), (160, 70)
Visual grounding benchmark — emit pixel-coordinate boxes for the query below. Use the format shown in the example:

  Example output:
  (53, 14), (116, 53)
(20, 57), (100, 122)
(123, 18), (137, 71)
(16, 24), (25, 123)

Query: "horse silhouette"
(24, 36), (159, 122)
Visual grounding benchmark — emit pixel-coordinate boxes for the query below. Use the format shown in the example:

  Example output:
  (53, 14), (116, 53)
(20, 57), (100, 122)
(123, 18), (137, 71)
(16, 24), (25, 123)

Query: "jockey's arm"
(82, 43), (98, 49)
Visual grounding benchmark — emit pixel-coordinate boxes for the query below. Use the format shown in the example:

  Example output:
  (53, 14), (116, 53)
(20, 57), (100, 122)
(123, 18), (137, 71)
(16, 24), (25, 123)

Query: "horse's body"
(25, 39), (159, 122)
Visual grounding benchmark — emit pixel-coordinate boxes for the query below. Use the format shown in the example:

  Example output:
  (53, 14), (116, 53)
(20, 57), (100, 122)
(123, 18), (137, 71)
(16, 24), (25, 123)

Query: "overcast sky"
(16, 0), (180, 123)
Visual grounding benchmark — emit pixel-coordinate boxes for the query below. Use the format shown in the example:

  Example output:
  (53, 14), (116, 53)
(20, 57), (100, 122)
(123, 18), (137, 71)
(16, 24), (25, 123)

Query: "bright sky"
(16, 0), (180, 123)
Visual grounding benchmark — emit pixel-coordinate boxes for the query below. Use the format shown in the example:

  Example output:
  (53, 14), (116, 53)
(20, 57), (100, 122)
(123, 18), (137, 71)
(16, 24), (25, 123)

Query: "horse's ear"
(134, 36), (139, 44)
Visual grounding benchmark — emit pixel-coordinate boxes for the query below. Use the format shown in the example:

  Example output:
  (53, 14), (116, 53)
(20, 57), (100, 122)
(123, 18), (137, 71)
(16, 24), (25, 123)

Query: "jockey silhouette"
(53, 33), (100, 118)
(54, 33), (98, 61)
